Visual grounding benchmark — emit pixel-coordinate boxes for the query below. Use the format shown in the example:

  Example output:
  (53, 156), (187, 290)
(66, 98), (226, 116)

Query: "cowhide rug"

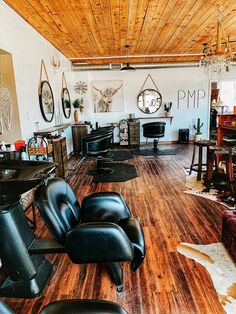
(177, 242), (236, 314)
(184, 168), (234, 209)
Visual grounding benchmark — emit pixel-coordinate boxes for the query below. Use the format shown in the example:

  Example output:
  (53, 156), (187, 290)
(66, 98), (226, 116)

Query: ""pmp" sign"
(177, 89), (206, 109)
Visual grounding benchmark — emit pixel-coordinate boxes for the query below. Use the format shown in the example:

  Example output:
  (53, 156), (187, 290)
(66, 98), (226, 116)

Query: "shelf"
(34, 123), (71, 136)
(218, 124), (236, 132)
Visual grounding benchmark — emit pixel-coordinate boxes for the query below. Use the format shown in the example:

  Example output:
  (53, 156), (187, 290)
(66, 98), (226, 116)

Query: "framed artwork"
(39, 80), (54, 122)
(92, 80), (124, 113)
(61, 87), (71, 119)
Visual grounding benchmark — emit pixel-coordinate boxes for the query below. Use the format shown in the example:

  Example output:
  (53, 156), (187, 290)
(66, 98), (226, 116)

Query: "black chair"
(91, 126), (115, 134)
(35, 177), (145, 292)
(142, 122), (166, 151)
(82, 129), (114, 174)
(39, 300), (128, 314)
(0, 300), (128, 314)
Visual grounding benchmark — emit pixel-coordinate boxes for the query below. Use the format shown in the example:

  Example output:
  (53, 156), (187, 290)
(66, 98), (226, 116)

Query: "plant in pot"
(193, 118), (203, 141)
(164, 102), (172, 117)
(73, 98), (84, 123)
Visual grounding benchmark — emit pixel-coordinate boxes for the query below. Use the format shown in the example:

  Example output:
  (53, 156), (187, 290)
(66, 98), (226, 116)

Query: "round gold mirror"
(137, 89), (162, 114)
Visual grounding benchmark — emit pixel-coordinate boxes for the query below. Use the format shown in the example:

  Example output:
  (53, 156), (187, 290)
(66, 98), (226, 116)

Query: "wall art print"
(0, 83), (12, 133)
(92, 80), (124, 113)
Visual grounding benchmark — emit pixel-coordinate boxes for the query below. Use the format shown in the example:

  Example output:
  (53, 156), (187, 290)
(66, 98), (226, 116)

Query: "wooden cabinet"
(119, 119), (140, 146)
(48, 137), (68, 179)
(128, 120), (140, 145)
(72, 124), (88, 153)
(217, 114), (236, 146)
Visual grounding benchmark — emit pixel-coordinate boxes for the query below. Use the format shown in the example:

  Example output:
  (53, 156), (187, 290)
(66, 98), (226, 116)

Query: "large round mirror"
(137, 89), (162, 114)
(61, 87), (71, 119)
(39, 80), (55, 122)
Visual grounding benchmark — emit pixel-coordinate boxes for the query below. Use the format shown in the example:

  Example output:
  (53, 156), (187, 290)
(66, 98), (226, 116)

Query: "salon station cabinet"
(33, 125), (69, 179)
(71, 123), (89, 154)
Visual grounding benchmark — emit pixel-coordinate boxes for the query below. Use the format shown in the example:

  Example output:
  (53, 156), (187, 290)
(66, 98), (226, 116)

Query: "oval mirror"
(39, 80), (55, 122)
(137, 89), (162, 114)
(61, 87), (71, 119)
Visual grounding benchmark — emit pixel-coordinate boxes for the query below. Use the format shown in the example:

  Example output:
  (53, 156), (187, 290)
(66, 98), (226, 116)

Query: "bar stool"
(189, 140), (216, 181)
(205, 146), (236, 194)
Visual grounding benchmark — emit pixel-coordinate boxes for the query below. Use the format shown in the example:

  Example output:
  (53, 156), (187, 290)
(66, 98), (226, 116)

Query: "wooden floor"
(3, 144), (227, 314)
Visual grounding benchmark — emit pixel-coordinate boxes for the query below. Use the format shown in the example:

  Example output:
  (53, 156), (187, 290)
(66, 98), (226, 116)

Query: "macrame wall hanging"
(0, 73), (12, 134)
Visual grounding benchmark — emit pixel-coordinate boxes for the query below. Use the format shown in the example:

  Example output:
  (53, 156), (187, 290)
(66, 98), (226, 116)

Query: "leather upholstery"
(222, 209), (236, 262)
(39, 299), (128, 314)
(81, 192), (131, 223)
(143, 122), (166, 138)
(35, 177), (145, 269)
(35, 178), (80, 245)
(91, 126), (115, 134)
(82, 130), (113, 157)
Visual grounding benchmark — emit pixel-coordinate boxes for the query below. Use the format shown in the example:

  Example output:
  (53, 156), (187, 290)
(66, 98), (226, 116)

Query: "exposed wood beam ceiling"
(4, 0), (236, 65)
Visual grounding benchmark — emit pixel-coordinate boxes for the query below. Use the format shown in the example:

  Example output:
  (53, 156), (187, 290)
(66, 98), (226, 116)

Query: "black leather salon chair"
(39, 300), (128, 314)
(82, 129), (114, 174)
(0, 300), (128, 314)
(142, 122), (166, 150)
(35, 177), (145, 292)
(91, 126), (115, 134)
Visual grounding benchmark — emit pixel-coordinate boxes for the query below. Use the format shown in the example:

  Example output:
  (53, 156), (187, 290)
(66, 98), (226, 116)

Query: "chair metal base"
(0, 258), (53, 298)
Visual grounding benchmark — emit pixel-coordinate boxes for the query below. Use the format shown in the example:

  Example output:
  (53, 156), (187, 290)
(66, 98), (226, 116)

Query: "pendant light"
(120, 45), (136, 72)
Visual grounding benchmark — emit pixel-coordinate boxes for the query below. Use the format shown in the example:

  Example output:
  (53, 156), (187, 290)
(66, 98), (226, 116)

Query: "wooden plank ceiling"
(3, 0), (236, 65)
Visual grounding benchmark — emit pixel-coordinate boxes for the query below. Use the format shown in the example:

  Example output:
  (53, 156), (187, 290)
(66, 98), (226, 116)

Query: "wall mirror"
(39, 80), (55, 122)
(61, 87), (71, 119)
(137, 88), (162, 114)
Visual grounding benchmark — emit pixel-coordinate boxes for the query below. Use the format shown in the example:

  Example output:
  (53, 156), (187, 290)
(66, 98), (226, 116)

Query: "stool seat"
(189, 140), (216, 181)
(142, 122), (166, 151)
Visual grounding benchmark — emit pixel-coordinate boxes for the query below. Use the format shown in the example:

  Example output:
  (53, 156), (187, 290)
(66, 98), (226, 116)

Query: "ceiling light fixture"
(200, 7), (233, 80)
(120, 45), (136, 72)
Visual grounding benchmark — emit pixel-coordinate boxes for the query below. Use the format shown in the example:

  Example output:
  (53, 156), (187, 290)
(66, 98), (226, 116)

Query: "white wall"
(73, 67), (210, 142)
(3, 1), (236, 147)
(0, 2), (74, 153)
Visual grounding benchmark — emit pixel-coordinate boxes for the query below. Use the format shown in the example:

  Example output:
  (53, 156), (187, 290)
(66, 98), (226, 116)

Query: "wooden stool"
(205, 146), (235, 194)
(189, 140), (216, 181)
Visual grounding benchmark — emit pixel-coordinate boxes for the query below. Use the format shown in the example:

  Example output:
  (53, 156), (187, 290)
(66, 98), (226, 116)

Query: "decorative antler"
(50, 56), (60, 69)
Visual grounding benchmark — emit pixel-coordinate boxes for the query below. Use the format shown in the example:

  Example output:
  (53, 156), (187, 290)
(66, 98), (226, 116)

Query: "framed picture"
(39, 80), (54, 122)
(61, 87), (71, 119)
(92, 80), (124, 113)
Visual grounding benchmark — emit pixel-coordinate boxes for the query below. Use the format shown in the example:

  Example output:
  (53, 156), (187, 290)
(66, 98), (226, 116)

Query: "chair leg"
(110, 262), (123, 293)
(189, 144), (196, 175)
(153, 139), (158, 151)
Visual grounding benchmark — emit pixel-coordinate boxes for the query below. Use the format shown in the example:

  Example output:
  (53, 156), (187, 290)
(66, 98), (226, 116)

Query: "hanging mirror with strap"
(137, 74), (162, 114)
(61, 72), (71, 119)
(39, 60), (55, 122)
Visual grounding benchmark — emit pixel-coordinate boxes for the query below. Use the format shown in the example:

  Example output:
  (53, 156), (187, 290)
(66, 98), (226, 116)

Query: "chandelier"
(200, 9), (233, 80)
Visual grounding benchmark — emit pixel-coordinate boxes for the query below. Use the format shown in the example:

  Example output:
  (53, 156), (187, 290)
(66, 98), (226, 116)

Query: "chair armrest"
(118, 218), (145, 271)
(81, 192), (131, 223)
(65, 222), (134, 264)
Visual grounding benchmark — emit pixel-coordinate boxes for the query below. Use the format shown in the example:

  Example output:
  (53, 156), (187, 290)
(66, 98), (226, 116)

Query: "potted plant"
(73, 98), (84, 123)
(164, 102), (172, 117)
(193, 118), (203, 141)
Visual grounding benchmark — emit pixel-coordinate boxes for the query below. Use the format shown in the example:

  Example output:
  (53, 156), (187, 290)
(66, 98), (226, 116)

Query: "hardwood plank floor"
(2, 144), (227, 313)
